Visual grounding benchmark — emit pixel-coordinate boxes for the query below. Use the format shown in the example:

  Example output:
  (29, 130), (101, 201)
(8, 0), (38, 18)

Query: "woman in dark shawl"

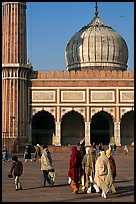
(68, 146), (82, 194)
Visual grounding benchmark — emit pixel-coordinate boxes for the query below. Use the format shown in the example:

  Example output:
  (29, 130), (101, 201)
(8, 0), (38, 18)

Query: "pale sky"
(26, 2), (134, 71)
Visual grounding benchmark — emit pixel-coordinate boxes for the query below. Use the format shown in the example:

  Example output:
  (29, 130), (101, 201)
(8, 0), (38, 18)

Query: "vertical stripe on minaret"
(2, 2), (27, 65)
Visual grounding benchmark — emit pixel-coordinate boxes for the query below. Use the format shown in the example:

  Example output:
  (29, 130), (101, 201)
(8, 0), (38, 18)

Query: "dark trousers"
(42, 170), (51, 186)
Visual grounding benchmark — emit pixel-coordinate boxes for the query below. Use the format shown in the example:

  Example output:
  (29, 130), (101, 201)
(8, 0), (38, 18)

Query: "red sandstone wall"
(31, 70), (134, 87)
(35, 70), (134, 79)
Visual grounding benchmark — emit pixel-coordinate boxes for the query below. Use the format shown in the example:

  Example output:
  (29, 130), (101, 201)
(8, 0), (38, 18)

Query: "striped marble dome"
(65, 15), (128, 71)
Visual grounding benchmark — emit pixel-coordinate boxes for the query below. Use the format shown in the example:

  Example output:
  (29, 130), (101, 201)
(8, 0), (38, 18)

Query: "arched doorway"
(61, 110), (85, 145)
(32, 110), (55, 145)
(90, 111), (114, 145)
(120, 111), (134, 145)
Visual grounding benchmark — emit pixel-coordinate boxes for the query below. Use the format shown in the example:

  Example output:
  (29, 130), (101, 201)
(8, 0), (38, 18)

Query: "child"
(8, 156), (23, 190)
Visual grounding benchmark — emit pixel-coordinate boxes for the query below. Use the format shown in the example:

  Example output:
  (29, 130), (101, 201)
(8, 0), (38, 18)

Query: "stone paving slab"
(2, 151), (134, 202)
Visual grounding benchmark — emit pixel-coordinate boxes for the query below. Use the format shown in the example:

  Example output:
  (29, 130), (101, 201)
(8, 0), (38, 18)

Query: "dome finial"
(95, 1), (99, 17)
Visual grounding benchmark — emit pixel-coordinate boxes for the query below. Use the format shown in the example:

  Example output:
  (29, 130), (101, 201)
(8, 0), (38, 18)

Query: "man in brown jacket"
(106, 149), (117, 193)
(82, 146), (95, 193)
(8, 156), (23, 190)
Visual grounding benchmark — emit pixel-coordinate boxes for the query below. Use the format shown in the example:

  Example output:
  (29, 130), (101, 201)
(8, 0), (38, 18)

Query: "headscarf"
(68, 146), (82, 182)
(71, 146), (77, 152)
(106, 149), (111, 158)
(99, 150), (105, 156)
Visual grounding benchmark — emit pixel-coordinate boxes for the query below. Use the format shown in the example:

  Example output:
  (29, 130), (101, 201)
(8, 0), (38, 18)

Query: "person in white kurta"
(94, 151), (113, 198)
(41, 145), (54, 186)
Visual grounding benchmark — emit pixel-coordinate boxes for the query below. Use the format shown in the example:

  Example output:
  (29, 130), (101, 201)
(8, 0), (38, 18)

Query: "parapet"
(35, 69), (134, 80)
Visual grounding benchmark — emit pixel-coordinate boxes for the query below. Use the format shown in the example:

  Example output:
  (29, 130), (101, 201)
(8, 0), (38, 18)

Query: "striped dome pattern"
(65, 16), (128, 71)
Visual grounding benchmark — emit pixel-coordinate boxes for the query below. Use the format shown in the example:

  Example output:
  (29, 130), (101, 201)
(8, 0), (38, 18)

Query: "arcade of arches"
(32, 110), (134, 146)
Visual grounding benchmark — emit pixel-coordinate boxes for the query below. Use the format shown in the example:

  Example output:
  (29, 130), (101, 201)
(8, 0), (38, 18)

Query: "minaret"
(2, 2), (27, 65)
(2, 2), (33, 152)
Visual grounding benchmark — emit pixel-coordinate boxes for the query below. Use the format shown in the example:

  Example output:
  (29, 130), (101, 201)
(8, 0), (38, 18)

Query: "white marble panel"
(120, 91), (134, 102)
(61, 90), (85, 102)
(91, 91), (114, 102)
(32, 91), (56, 102)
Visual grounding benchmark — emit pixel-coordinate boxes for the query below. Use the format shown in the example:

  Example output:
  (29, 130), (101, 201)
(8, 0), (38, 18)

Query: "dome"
(65, 15), (128, 71)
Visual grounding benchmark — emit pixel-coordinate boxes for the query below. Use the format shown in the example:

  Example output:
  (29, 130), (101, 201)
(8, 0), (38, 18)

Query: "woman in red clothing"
(68, 146), (82, 194)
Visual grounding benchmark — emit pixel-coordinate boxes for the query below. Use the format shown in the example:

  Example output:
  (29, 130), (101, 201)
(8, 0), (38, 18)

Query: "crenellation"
(87, 70), (94, 78)
(58, 70), (64, 78)
(35, 69), (134, 80)
(46, 71), (53, 78)
(70, 70), (76, 78)
(123, 71), (129, 78)
(106, 70), (112, 78)
(111, 70), (117, 78)
(64, 70), (70, 79)
(76, 70), (83, 78)
(41, 71), (46, 78)
(117, 70), (123, 78)
(129, 70), (134, 78)
(93, 70), (99, 78)
(52, 71), (58, 78)
(37, 71), (41, 78)
(82, 70), (88, 78)
(99, 70), (105, 78)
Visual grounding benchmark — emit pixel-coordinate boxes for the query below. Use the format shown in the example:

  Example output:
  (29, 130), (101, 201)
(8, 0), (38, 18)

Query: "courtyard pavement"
(2, 149), (134, 202)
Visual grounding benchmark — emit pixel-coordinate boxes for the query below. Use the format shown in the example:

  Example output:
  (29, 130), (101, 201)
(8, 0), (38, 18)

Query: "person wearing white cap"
(94, 151), (113, 198)
(34, 144), (42, 161)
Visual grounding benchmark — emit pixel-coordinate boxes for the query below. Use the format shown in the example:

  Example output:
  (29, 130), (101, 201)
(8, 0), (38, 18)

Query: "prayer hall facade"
(2, 2), (134, 153)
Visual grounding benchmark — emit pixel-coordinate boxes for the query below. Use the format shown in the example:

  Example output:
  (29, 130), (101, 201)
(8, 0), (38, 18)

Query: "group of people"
(8, 144), (55, 191)
(23, 143), (43, 162)
(108, 143), (117, 155)
(68, 143), (117, 198)
(6, 142), (128, 199)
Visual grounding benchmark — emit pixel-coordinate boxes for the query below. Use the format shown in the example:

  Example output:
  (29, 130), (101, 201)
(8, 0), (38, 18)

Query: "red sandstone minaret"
(2, 2), (27, 64)
(2, 2), (32, 152)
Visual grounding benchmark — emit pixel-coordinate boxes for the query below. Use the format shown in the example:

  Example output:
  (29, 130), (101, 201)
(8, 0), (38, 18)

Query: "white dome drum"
(65, 16), (128, 71)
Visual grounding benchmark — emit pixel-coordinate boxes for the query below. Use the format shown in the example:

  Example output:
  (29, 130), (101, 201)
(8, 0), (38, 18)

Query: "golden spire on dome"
(95, 1), (99, 17)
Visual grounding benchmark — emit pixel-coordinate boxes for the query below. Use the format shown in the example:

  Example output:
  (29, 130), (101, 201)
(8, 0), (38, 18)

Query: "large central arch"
(61, 110), (85, 145)
(32, 110), (55, 145)
(90, 111), (114, 145)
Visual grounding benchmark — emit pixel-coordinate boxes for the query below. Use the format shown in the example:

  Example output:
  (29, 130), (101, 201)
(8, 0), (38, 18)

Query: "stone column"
(55, 122), (61, 146)
(85, 122), (91, 146)
(114, 122), (121, 146)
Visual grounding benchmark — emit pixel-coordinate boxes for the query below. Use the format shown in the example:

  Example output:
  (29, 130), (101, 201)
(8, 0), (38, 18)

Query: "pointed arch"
(32, 110), (55, 145)
(90, 110), (114, 145)
(61, 110), (85, 145)
(120, 110), (134, 145)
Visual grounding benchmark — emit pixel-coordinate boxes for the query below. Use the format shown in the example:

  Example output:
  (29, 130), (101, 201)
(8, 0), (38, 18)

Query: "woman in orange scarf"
(68, 146), (82, 194)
